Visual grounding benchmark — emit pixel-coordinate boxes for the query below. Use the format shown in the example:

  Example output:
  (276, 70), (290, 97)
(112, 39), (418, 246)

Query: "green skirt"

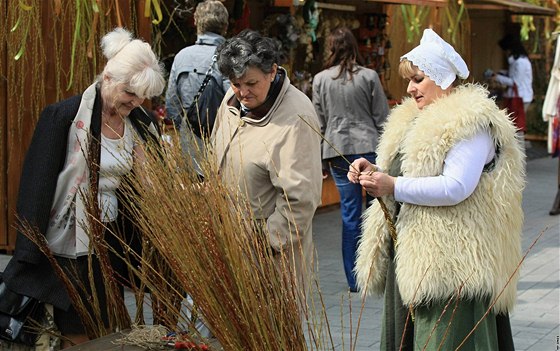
(381, 249), (515, 351)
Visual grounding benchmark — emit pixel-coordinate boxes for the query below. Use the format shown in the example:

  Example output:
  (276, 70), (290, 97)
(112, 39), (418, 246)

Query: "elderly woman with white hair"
(348, 29), (524, 350)
(3, 28), (165, 348)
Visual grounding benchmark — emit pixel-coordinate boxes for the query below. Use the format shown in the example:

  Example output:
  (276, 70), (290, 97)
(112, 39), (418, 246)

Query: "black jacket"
(3, 88), (159, 310)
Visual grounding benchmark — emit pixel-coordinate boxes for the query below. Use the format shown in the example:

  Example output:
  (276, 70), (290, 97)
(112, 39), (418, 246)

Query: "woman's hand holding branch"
(347, 157), (396, 197)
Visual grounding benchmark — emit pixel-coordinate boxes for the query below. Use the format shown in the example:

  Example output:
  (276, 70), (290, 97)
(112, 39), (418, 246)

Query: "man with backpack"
(166, 0), (229, 146)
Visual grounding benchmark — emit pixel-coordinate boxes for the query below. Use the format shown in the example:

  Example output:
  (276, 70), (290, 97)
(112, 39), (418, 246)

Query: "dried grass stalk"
(117, 134), (332, 350)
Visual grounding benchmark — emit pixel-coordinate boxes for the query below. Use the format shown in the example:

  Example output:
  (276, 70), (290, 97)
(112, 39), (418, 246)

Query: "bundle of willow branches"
(116, 134), (332, 350)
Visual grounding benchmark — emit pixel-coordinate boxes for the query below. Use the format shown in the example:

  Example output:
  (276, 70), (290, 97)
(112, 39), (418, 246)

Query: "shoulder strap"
(193, 55), (218, 101)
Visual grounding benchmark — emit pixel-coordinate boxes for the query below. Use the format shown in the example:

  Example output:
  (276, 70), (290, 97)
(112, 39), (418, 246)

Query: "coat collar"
(196, 32), (226, 46)
(214, 67), (291, 170)
(225, 67), (289, 126)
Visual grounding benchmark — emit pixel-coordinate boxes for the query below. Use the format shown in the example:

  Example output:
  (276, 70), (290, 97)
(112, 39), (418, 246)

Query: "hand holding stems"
(347, 157), (396, 198)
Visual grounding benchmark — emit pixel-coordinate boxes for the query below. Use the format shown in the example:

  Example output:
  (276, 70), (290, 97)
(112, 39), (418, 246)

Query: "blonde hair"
(98, 28), (165, 99)
(399, 58), (460, 87)
(398, 59), (416, 79)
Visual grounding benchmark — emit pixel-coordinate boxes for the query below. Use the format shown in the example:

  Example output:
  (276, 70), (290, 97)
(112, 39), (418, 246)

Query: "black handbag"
(0, 273), (46, 346)
(185, 55), (225, 138)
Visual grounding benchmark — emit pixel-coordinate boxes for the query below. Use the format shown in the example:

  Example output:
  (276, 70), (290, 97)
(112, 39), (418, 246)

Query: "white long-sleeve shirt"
(394, 130), (495, 206)
(495, 55), (534, 104)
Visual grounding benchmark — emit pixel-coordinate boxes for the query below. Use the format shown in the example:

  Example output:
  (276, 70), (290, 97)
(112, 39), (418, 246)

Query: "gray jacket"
(312, 65), (389, 159)
(166, 32), (229, 129)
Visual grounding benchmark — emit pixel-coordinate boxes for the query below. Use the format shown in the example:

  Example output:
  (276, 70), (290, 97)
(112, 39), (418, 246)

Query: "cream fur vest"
(355, 84), (525, 314)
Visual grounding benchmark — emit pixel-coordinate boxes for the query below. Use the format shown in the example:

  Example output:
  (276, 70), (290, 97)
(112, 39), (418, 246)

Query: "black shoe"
(550, 189), (560, 216)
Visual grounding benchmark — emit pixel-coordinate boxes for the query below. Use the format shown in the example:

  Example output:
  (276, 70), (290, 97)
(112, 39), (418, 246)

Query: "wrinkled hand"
(347, 157), (375, 183)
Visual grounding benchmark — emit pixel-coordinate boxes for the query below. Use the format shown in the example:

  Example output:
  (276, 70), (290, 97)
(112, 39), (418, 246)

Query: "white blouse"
(98, 118), (136, 222)
(394, 130), (495, 206)
(495, 55), (534, 104)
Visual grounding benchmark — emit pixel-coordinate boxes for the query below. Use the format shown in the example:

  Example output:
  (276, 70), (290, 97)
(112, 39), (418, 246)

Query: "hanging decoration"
(303, 0), (320, 43)
(10, 1), (33, 61)
(395, 2), (470, 55)
(145, 0), (163, 25)
(356, 13), (392, 93)
(400, 5), (429, 43)
(444, 0), (465, 45)
(261, 13), (301, 66)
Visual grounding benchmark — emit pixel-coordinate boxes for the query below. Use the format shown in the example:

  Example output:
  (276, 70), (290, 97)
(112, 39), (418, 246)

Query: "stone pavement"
(1, 147), (558, 350)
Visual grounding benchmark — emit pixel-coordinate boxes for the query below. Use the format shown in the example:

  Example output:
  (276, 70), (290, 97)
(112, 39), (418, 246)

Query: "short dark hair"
(217, 29), (279, 79)
(498, 33), (528, 59)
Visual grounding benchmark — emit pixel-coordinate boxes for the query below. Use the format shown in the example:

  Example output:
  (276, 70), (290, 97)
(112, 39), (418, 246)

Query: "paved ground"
(1, 143), (558, 350)
(312, 152), (560, 351)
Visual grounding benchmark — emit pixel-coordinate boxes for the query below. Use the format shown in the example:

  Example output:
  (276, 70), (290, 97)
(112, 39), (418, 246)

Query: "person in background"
(3, 28), (165, 348)
(494, 32), (534, 137)
(166, 0), (229, 162)
(312, 27), (388, 293)
(211, 29), (322, 300)
(348, 29), (524, 350)
(542, 33), (560, 216)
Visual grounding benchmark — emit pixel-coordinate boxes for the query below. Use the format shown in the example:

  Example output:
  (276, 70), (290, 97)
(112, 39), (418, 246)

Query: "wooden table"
(64, 332), (145, 351)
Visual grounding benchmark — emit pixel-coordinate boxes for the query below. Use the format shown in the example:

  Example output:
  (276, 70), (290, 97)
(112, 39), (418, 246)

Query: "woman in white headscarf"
(348, 29), (524, 350)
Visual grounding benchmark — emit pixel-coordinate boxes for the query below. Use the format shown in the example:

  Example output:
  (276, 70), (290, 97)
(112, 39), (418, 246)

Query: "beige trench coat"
(211, 69), (322, 293)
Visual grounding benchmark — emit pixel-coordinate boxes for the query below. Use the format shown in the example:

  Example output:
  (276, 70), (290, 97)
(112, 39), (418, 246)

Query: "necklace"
(102, 113), (125, 138)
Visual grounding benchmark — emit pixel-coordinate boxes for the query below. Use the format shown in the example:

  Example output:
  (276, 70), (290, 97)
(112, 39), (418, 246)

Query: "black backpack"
(185, 55), (224, 138)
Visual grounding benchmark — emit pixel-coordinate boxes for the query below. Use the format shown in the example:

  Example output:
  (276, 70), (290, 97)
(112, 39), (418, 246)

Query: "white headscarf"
(401, 29), (469, 89)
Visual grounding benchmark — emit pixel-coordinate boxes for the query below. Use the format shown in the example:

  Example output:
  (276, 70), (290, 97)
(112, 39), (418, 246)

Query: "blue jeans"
(328, 153), (376, 291)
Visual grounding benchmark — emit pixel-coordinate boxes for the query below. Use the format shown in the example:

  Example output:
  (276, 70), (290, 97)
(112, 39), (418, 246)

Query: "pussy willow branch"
(297, 114), (397, 243)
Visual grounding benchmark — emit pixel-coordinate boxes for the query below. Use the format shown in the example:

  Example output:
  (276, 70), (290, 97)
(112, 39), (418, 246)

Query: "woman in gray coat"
(312, 27), (389, 292)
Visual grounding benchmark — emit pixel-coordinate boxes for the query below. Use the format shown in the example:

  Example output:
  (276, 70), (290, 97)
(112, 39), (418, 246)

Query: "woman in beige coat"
(211, 30), (322, 298)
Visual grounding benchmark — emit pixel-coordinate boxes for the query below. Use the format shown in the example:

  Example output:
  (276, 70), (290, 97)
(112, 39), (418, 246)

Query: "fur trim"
(355, 199), (395, 296)
(356, 84), (525, 313)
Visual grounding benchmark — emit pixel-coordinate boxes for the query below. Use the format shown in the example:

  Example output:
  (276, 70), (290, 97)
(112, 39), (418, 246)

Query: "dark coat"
(3, 87), (159, 310)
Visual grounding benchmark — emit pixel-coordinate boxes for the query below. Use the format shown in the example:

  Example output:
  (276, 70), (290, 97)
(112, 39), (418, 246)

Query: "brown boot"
(550, 188), (560, 216)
